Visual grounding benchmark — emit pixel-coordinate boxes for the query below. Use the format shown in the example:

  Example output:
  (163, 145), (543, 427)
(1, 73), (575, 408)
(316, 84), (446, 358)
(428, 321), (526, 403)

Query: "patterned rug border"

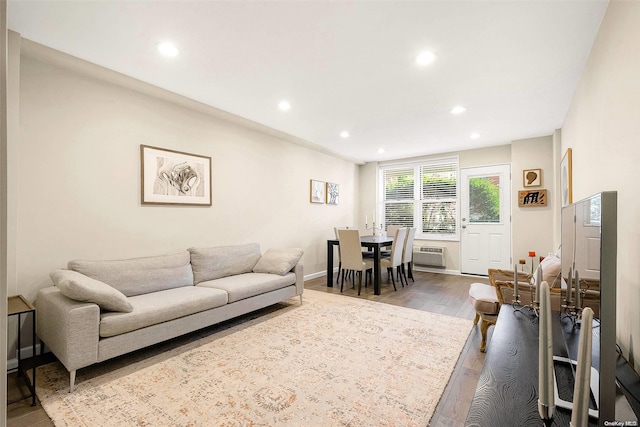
(36, 289), (473, 427)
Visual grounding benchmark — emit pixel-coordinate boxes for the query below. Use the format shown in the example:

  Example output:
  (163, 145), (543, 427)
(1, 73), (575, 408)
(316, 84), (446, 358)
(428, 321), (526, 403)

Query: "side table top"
(8, 294), (35, 315)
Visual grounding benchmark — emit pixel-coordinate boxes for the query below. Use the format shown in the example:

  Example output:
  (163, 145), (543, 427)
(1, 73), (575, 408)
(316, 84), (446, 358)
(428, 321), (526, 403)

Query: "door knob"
(462, 225), (467, 229)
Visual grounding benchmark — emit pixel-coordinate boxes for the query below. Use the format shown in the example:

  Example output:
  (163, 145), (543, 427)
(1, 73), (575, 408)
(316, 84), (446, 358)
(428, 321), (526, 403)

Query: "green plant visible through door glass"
(469, 176), (500, 222)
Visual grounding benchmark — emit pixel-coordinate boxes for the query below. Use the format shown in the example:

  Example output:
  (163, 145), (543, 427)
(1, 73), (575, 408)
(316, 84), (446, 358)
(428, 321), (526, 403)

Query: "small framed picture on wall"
(310, 179), (325, 203)
(523, 168), (542, 187)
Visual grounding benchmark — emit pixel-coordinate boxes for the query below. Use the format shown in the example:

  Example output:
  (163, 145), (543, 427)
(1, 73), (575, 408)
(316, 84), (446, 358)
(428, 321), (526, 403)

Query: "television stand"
(465, 304), (600, 426)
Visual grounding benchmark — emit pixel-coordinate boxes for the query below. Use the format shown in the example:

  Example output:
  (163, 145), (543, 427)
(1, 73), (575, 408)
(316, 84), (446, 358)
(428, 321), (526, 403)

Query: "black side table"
(8, 295), (37, 406)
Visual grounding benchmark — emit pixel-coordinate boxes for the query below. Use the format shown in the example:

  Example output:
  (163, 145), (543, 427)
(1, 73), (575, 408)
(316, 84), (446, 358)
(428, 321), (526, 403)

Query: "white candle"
(571, 307), (594, 427)
(566, 267), (573, 305)
(365, 214), (368, 225)
(574, 270), (581, 310)
(538, 281), (555, 422)
(513, 264), (519, 298)
(535, 265), (543, 304)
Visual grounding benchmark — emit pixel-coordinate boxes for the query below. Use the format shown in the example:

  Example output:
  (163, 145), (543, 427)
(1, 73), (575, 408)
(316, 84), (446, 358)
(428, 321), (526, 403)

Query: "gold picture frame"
(561, 148), (573, 206)
(523, 168), (542, 187)
(310, 179), (325, 203)
(141, 145), (212, 206)
(518, 189), (548, 207)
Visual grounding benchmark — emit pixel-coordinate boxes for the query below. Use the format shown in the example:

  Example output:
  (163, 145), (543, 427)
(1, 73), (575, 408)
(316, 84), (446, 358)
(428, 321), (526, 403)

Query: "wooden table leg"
(374, 245), (381, 295)
(326, 241), (334, 288)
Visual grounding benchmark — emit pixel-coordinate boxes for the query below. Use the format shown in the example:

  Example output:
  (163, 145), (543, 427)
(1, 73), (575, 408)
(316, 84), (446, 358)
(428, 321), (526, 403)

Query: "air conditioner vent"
(413, 246), (445, 268)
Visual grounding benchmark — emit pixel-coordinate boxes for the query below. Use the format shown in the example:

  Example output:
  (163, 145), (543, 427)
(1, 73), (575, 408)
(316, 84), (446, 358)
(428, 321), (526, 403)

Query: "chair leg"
(340, 269), (345, 292)
(336, 261), (342, 284)
(388, 268), (397, 291)
(479, 317), (496, 353)
(408, 261), (414, 282)
(397, 266), (405, 287)
(479, 319), (490, 352)
(473, 312), (480, 325)
(357, 271), (363, 296)
(401, 264), (409, 286)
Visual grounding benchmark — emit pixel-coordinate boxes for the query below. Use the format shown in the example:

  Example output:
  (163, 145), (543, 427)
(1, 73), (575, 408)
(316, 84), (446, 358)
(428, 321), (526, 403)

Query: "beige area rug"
(36, 289), (472, 427)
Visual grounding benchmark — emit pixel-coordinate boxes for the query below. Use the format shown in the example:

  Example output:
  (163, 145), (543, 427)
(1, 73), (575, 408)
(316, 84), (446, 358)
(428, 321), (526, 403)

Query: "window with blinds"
(380, 158), (458, 239)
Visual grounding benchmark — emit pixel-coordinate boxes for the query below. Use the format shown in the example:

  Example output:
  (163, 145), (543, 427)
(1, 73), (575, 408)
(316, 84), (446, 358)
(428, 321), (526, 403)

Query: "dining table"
(326, 235), (393, 295)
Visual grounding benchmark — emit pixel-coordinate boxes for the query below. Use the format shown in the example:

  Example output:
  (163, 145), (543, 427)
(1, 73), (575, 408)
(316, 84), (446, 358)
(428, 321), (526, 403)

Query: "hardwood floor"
(6, 270), (491, 427)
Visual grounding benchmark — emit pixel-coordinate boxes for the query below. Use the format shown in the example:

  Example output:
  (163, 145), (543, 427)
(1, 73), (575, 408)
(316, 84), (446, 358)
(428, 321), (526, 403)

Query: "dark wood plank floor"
(7, 270), (490, 427)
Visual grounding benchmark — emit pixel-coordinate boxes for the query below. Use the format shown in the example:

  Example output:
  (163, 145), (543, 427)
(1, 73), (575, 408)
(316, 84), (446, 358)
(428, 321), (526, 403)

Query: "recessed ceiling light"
(278, 100), (291, 111)
(340, 131), (350, 138)
(415, 51), (437, 66)
(450, 105), (466, 114)
(470, 132), (481, 139)
(377, 148), (385, 154)
(156, 42), (179, 58)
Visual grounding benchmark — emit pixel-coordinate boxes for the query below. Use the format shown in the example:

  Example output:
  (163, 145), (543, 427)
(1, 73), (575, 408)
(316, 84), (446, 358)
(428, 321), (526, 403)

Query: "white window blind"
(380, 158), (458, 239)
(421, 162), (457, 235)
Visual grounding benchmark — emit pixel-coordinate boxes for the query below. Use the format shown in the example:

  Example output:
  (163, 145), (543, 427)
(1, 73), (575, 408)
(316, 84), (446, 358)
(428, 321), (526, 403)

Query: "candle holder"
(365, 221), (383, 237)
(528, 251), (536, 274)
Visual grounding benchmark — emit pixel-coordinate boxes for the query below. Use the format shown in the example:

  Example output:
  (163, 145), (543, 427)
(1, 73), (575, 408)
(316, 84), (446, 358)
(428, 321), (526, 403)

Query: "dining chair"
(337, 229), (373, 296)
(380, 227), (407, 291)
(401, 227), (417, 284)
(334, 226), (356, 284)
(386, 225), (401, 239)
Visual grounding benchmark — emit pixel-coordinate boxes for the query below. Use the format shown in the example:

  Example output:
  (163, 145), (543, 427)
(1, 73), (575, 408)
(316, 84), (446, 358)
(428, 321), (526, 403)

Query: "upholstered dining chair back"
(388, 227), (407, 267)
(402, 227), (417, 264)
(334, 226), (356, 259)
(338, 229), (370, 270)
(386, 225), (401, 239)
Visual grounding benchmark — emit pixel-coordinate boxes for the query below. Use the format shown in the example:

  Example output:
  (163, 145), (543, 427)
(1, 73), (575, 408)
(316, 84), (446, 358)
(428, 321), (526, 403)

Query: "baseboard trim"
(304, 268), (338, 281)
(413, 266), (461, 276)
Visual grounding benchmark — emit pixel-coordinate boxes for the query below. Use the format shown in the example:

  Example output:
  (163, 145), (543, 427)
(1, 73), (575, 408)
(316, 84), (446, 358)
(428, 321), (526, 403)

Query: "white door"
(460, 165), (511, 275)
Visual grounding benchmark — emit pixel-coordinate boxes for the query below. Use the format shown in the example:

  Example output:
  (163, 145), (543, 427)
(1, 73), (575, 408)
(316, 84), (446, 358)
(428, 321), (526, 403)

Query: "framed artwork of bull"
(141, 145), (212, 206)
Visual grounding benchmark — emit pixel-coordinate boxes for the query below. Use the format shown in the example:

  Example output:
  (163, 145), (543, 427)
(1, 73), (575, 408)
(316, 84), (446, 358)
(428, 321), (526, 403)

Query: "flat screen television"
(561, 191), (618, 425)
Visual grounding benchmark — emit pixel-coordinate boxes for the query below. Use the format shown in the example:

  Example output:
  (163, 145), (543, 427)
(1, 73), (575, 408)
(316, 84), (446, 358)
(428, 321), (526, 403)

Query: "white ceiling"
(8, 0), (609, 163)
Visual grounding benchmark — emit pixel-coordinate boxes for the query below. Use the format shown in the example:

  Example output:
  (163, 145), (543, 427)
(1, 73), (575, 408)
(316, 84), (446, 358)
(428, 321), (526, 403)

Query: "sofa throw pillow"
(189, 243), (262, 284)
(533, 253), (562, 288)
(253, 248), (304, 275)
(50, 270), (133, 312)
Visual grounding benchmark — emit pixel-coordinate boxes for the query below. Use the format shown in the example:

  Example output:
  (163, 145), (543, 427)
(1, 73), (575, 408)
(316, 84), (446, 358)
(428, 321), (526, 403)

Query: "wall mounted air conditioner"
(413, 246), (446, 268)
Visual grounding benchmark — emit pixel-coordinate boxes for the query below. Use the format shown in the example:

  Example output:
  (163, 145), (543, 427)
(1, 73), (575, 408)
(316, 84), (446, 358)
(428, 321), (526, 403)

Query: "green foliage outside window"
(468, 177), (500, 222)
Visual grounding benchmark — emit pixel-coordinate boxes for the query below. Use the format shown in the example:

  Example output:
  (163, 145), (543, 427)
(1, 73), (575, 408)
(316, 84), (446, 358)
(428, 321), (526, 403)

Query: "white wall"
(12, 40), (360, 307)
(511, 136), (556, 268)
(561, 0), (640, 370)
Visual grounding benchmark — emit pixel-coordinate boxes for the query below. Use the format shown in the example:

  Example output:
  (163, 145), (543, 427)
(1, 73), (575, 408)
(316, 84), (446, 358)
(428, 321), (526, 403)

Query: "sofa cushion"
(534, 253), (562, 288)
(99, 286), (228, 337)
(253, 248), (304, 275)
(189, 243), (261, 284)
(69, 252), (193, 297)
(197, 272), (296, 303)
(50, 270), (133, 313)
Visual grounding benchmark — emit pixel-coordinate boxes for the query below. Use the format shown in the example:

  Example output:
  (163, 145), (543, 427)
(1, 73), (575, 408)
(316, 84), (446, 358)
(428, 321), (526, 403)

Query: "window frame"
(378, 157), (459, 241)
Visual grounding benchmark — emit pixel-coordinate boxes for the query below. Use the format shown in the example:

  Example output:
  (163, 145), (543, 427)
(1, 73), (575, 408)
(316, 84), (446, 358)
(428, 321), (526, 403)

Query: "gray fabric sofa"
(36, 243), (304, 392)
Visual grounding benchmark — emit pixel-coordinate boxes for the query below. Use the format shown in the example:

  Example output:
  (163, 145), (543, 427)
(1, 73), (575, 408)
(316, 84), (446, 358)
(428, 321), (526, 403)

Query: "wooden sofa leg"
(69, 370), (76, 393)
(473, 312), (480, 325)
(300, 294), (303, 305)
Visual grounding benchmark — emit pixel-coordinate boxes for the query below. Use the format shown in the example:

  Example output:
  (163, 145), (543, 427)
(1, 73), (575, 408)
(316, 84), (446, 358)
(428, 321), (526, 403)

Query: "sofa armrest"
(293, 263), (304, 296)
(36, 287), (100, 373)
